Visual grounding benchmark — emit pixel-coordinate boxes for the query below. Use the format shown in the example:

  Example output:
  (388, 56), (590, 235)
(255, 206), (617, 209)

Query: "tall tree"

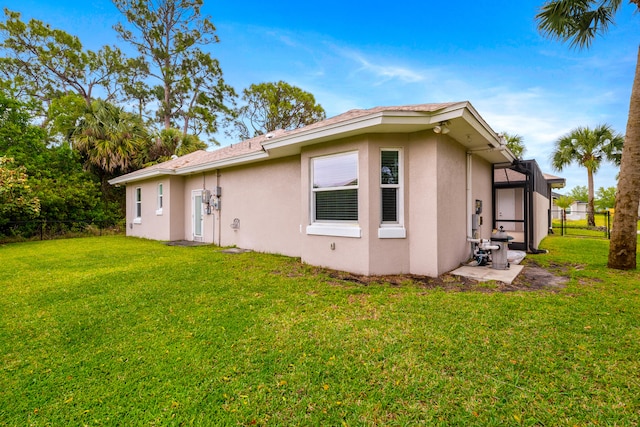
(0, 93), (47, 167)
(113, 0), (236, 140)
(568, 185), (589, 202)
(550, 124), (623, 227)
(1, 93), (125, 228)
(0, 9), (128, 110)
(235, 81), (326, 140)
(537, 0), (640, 269)
(0, 157), (40, 228)
(47, 93), (87, 143)
(596, 186), (617, 210)
(142, 128), (207, 166)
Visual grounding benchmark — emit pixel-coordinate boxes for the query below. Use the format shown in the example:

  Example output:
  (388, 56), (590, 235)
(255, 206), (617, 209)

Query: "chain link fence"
(0, 220), (124, 243)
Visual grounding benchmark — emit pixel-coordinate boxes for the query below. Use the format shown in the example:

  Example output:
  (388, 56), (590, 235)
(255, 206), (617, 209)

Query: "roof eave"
(108, 168), (177, 186)
(261, 102), (472, 156)
(548, 178), (566, 189)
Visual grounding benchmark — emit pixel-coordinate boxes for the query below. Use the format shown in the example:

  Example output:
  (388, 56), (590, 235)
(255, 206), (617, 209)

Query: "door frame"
(191, 190), (204, 242)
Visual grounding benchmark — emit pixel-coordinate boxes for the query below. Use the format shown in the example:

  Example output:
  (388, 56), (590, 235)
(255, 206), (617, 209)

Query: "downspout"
(466, 152), (474, 258)
(524, 174), (531, 252)
(216, 169), (222, 247)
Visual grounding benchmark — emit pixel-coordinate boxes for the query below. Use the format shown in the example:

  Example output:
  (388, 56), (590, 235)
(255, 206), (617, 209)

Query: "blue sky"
(10, 0), (640, 192)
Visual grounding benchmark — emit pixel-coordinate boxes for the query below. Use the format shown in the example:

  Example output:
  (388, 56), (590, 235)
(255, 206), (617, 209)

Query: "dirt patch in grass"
(509, 264), (569, 290)
(320, 263), (569, 293)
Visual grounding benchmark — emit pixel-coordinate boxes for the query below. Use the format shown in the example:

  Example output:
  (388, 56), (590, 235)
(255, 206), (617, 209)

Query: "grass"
(1, 236), (639, 426)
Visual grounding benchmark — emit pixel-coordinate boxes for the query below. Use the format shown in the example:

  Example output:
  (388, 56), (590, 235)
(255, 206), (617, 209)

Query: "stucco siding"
(471, 156), (493, 241)
(532, 191), (549, 249)
(126, 179), (171, 240)
(436, 136), (470, 274)
(407, 131), (440, 277)
(167, 176), (185, 241)
(366, 134), (411, 275)
(300, 138), (372, 275)
(216, 156), (301, 257)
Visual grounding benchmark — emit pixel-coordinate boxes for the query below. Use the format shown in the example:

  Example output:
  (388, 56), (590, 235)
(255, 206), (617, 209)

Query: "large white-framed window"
(307, 151), (361, 238)
(134, 187), (142, 224)
(379, 148), (405, 238)
(156, 183), (164, 215)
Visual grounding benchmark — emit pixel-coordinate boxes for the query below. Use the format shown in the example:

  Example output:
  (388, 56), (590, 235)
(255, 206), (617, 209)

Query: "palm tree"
(554, 195), (574, 225)
(502, 132), (526, 159)
(551, 125), (623, 227)
(537, 0), (640, 270)
(72, 99), (149, 182)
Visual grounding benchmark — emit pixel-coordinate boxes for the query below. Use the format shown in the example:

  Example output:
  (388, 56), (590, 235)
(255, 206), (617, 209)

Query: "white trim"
(310, 151), (359, 223)
(156, 183), (163, 215)
(306, 224), (361, 238)
(378, 227), (406, 239)
(108, 168), (176, 186)
(380, 148), (404, 230)
(134, 187), (142, 221)
(191, 190), (204, 242)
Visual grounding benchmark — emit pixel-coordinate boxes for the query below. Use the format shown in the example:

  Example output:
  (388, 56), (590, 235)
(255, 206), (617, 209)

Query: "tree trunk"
(608, 46), (640, 270)
(163, 79), (171, 130)
(587, 167), (595, 227)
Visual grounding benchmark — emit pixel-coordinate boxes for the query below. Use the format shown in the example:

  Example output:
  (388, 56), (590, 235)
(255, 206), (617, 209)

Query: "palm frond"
(536, 0), (622, 49)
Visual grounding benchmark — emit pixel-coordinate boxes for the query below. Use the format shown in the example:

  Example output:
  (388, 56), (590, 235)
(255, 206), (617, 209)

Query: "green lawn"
(1, 236), (639, 426)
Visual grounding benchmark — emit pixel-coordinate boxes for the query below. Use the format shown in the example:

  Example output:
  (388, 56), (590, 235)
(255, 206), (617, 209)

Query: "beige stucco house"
(109, 101), (561, 277)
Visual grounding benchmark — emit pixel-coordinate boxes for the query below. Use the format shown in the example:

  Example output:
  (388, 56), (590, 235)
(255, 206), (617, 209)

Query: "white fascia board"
(175, 150), (270, 175)
(108, 168), (176, 186)
(263, 113), (389, 151)
(423, 102), (469, 123)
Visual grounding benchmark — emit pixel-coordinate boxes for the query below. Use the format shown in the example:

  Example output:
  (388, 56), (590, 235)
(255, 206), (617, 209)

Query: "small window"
(311, 152), (358, 222)
(156, 183), (163, 215)
(379, 149), (405, 238)
(134, 187), (142, 223)
(381, 150), (399, 223)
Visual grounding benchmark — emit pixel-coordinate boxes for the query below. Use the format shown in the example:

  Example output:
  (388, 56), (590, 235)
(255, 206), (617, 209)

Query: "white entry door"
(192, 190), (204, 241)
(496, 188), (516, 231)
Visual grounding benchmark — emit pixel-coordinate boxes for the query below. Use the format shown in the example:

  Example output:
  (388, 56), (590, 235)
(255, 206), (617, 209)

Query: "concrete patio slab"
(450, 264), (524, 285)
